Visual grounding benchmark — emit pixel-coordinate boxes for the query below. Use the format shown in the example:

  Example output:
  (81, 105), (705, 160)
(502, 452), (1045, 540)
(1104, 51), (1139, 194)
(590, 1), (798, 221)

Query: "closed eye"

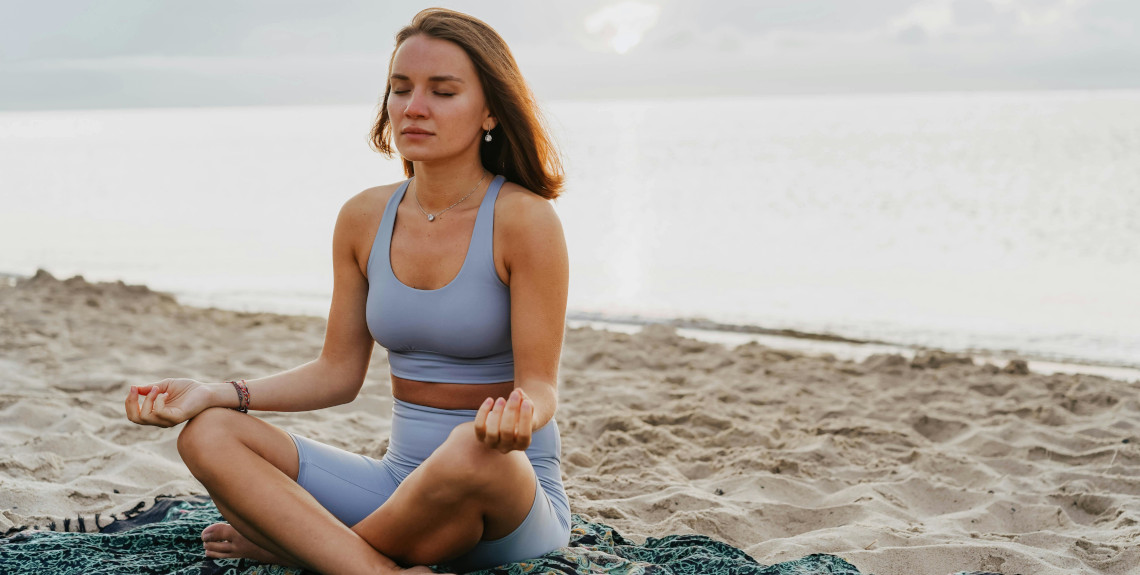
(390, 90), (454, 96)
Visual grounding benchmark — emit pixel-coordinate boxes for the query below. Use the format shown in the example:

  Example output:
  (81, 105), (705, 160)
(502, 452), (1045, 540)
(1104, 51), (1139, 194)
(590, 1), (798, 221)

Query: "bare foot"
(201, 522), (445, 574)
(201, 522), (291, 565)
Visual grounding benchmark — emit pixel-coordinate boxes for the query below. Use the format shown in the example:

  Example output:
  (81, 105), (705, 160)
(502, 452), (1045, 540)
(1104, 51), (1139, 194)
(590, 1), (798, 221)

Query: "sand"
(2, 270), (1138, 574)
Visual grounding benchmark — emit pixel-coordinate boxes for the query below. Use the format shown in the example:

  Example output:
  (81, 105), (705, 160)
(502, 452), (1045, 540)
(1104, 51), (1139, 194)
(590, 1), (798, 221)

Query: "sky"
(1, 0), (1138, 110)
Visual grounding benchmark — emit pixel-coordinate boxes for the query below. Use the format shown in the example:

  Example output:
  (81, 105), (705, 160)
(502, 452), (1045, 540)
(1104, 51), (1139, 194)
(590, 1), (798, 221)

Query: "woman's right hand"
(125, 378), (215, 427)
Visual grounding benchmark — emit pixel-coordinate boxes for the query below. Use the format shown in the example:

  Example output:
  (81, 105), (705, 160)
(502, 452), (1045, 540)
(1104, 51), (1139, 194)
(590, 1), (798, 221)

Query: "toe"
(204, 549), (228, 559)
(201, 522), (232, 542)
(204, 541), (234, 557)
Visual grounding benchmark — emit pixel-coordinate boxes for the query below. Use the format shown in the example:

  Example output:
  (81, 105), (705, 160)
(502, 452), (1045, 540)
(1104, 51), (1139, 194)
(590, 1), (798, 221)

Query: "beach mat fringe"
(0, 496), (996, 575)
(2, 493), (187, 538)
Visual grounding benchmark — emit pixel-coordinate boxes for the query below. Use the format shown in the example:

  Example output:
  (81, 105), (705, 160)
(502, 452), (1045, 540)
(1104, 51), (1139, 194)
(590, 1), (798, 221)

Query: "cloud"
(886, 0), (1109, 41)
(2, 0), (1138, 110)
(584, 2), (662, 54)
(953, 0), (1000, 26)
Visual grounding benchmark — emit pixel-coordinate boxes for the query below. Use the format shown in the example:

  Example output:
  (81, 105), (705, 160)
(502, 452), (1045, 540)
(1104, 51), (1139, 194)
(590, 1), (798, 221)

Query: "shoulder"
(336, 181), (404, 233)
(333, 181), (405, 265)
(495, 181), (567, 275)
(495, 181), (564, 242)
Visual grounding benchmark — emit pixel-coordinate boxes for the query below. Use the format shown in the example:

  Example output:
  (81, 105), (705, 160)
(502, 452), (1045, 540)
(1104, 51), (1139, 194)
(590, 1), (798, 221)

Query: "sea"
(2, 90), (1138, 374)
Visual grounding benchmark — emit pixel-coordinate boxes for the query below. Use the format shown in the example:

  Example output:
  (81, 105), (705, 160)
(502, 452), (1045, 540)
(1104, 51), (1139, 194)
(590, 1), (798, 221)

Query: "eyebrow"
(390, 74), (465, 83)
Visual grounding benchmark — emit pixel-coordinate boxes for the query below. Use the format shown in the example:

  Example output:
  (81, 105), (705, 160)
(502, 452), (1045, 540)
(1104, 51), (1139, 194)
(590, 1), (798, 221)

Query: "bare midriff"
(391, 375), (515, 410)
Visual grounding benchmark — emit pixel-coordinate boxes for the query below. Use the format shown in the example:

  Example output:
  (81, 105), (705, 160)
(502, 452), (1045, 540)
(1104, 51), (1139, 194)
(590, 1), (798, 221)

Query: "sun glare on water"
(584, 1), (661, 54)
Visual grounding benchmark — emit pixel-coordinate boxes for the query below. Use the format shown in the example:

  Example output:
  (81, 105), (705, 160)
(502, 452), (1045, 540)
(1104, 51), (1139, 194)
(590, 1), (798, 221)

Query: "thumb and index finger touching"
(474, 388), (535, 451)
(125, 380), (177, 427)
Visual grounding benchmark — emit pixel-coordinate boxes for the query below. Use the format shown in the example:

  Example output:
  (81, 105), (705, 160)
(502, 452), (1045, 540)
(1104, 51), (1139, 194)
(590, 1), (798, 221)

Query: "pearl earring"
(484, 130), (492, 143)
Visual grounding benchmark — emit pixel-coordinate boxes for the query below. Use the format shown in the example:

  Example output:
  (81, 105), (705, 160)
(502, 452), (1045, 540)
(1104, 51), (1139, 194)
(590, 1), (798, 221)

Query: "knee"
(177, 407), (240, 467)
(431, 422), (503, 486)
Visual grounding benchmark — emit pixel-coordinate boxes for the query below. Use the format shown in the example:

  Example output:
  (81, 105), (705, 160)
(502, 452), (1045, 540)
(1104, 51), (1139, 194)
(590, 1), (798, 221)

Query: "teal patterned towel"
(0, 496), (946, 575)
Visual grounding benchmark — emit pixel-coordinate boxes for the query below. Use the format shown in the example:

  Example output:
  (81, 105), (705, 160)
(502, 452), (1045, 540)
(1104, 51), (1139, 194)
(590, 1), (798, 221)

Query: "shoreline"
(5, 268), (1136, 383)
(567, 317), (1140, 384)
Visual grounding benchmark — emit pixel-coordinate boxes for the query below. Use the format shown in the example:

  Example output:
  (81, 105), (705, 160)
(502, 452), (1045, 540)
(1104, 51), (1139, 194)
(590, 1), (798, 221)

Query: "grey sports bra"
(365, 175), (514, 384)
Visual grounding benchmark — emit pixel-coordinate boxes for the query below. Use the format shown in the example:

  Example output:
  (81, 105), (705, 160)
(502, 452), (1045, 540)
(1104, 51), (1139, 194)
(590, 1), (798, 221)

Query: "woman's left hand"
(473, 388), (536, 453)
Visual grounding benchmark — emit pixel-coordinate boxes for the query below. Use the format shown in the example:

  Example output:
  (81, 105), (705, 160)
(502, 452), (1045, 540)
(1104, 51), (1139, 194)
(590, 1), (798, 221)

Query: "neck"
(411, 159), (488, 212)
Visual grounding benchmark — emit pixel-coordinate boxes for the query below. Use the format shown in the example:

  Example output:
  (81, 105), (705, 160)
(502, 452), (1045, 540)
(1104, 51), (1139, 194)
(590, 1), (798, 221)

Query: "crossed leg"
(177, 407), (538, 574)
(201, 499), (300, 566)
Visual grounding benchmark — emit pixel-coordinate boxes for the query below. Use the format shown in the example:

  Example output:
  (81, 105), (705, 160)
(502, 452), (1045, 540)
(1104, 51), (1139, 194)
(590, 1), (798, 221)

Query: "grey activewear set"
(286, 176), (570, 572)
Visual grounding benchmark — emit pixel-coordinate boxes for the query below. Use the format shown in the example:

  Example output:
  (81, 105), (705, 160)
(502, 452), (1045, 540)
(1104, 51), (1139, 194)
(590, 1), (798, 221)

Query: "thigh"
(350, 422), (542, 567)
(448, 479), (571, 573)
(288, 432), (402, 527)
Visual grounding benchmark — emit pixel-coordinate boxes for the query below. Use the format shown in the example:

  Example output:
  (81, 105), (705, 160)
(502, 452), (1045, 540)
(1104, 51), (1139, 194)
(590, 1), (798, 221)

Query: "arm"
(231, 190), (380, 411)
(126, 190), (385, 426)
(507, 195), (567, 430)
(474, 187), (568, 451)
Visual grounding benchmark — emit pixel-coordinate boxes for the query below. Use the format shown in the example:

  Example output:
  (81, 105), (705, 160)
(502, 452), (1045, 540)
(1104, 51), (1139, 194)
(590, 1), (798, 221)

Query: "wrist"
(208, 382), (241, 409)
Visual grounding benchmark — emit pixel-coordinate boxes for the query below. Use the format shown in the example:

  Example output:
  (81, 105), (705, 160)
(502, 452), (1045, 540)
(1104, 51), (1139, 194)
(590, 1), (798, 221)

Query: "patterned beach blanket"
(0, 496), (988, 575)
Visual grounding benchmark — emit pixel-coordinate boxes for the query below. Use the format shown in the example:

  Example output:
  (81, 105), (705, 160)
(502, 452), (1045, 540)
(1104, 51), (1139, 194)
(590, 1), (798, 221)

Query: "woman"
(124, 8), (570, 574)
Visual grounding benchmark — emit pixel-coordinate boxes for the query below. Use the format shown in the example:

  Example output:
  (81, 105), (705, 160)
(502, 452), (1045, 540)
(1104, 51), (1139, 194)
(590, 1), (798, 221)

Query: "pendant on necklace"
(427, 214), (436, 222)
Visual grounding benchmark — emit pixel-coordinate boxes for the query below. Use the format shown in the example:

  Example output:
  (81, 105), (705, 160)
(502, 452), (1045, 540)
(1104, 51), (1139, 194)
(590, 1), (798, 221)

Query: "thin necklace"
(411, 171), (488, 222)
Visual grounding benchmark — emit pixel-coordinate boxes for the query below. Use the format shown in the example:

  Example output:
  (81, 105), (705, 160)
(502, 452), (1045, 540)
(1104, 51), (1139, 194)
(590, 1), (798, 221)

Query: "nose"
(403, 89), (428, 119)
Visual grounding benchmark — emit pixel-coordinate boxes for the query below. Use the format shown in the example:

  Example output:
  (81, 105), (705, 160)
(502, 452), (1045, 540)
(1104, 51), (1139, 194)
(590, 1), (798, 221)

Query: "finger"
(152, 392), (172, 425)
(483, 397), (506, 447)
(473, 398), (493, 441)
(125, 386), (141, 423)
(498, 389), (521, 448)
(139, 378), (173, 395)
(135, 381), (159, 396)
(516, 398), (534, 451)
(141, 387), (159, 421)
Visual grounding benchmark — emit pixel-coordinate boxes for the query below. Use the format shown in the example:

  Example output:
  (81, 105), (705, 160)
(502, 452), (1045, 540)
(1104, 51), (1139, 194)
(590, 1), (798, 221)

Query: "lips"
(401, 126), (434, 135)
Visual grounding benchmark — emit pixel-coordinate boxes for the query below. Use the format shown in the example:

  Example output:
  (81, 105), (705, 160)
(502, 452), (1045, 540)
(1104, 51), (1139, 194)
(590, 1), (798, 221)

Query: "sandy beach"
(2, 270), (1138, 574)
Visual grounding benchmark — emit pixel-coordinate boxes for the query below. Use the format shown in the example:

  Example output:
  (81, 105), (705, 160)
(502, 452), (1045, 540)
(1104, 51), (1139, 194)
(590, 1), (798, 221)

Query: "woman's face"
(387, 34), (494, 165)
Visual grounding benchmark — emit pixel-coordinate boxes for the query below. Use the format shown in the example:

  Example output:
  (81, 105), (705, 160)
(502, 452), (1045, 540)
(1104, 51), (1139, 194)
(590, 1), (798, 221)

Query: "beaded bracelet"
(227, 379), (250, 413)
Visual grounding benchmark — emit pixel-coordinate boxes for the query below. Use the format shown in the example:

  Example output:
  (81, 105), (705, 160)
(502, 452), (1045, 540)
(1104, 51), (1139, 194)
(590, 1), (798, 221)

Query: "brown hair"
(370, 8), (564, 200)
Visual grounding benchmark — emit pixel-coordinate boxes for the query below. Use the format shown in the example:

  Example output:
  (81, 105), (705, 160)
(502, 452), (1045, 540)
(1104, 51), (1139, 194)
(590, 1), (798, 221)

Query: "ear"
(483, 115), (497, 132)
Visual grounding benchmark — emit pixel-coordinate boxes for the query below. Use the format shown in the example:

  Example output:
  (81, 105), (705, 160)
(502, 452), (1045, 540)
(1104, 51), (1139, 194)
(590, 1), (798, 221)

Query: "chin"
(397, 151), (440, 164)
(395, 146), (468, 165)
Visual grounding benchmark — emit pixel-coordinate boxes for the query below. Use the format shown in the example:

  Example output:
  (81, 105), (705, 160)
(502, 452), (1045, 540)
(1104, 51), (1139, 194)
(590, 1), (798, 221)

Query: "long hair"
(370, 8), (564, 200)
